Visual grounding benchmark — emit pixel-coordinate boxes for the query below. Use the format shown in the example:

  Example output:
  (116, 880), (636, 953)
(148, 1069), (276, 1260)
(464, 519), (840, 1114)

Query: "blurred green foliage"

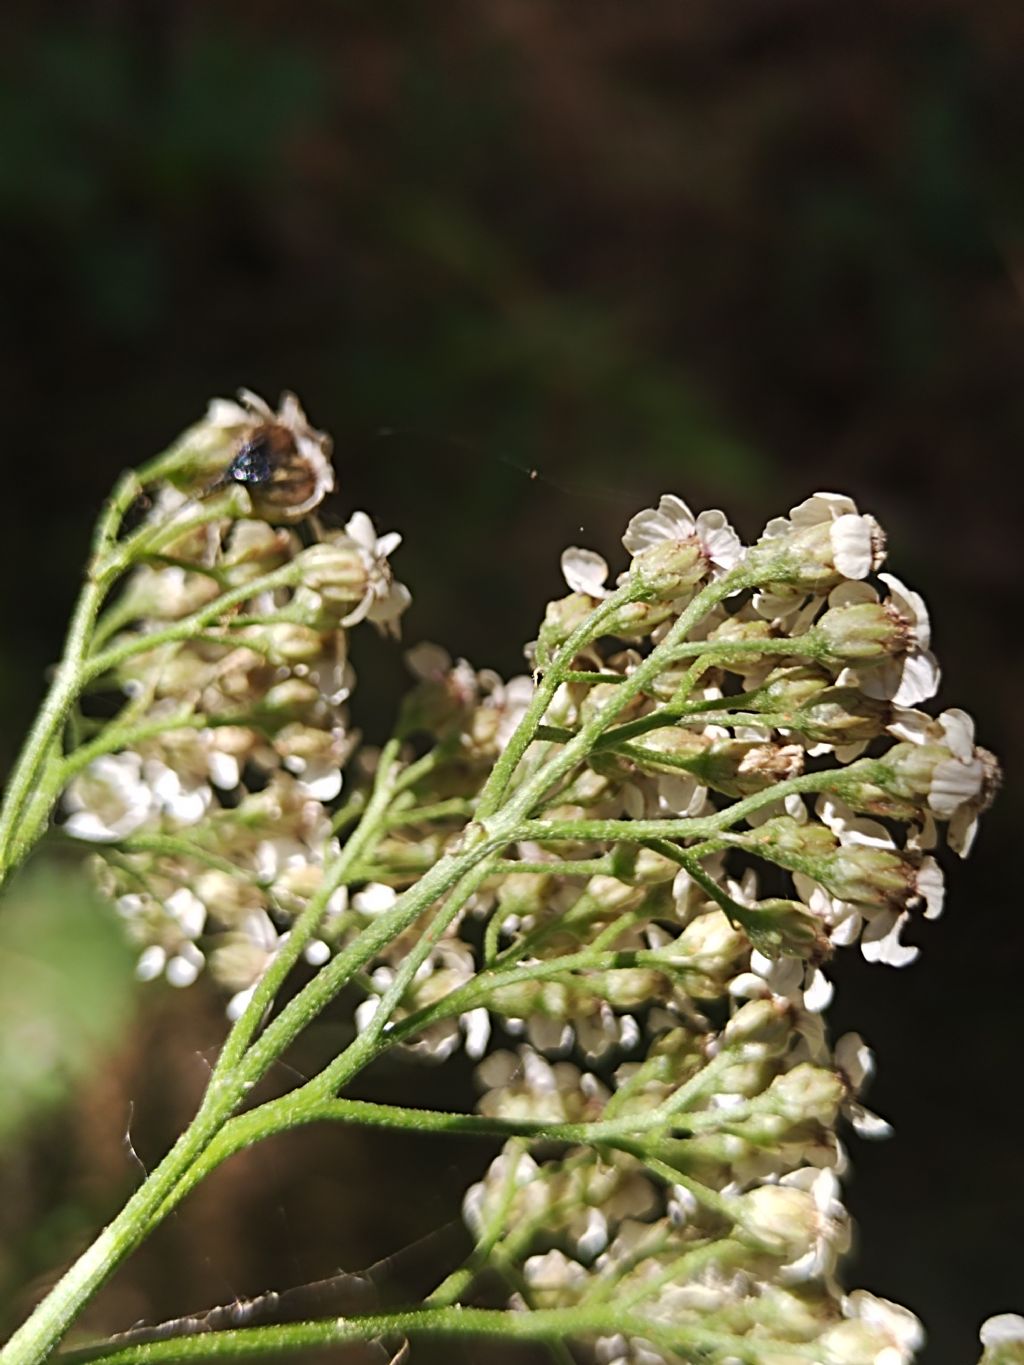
(0, 859), (136, 1150)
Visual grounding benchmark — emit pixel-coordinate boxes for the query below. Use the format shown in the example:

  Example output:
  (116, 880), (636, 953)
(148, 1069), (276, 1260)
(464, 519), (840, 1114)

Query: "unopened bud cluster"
(59, 405), (1002, 1361)
(63, 391), (412, 1008)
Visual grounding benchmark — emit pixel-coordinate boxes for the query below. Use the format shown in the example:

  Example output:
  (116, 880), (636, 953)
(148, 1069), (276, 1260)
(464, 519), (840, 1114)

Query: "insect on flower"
(208, 390), (335, 522)
(226, 422), (312, 505)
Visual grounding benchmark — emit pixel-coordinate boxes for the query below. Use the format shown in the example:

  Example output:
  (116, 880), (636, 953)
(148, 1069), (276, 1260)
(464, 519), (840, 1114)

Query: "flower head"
(623, 494), (743, 579)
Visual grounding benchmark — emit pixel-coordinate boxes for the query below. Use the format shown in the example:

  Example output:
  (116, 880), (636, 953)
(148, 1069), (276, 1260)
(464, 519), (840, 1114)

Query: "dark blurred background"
(1, 3), (1021, 1363)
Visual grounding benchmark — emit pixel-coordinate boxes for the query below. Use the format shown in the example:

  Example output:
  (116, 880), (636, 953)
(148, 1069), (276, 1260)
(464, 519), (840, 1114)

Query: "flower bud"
(746, 493), (886, 592)
(274, 723), (351, 801)
(260, 677), (323, 717)
(762, 1063), (844, 1127)
(522, 1250), (587, 1308)
(536, 593), (601, 661)
(671, 910), (748, 982)
(742, 898), (831, 960)
(624, 726), (708, 774)
(706, 615), (778, 648)
(737, 1184), (819, 1258)
(247, 623), (327, 666)
(627, 538), (707, 600)
(222, 521), (298, 586)
(872, 714), (1001, 855)
(628, 729), (804, 798)
(759, 664), (834, 709)
(793, 687), (891, 747)
(723, 997), (793, 1056)
(580, 683), (648, 728)
(618, 845), (680, 885)
(816, 602), (908, 662)
(603, 599), (678, 641)
(115, 566), (221, 622)
(295, 538), (370, 616)
(734, 815), (838, 867)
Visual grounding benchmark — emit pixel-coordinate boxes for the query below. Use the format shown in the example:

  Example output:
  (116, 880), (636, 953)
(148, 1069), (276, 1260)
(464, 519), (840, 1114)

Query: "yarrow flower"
(622, 493), (744, 576)
(49, 432), (1002, 1365)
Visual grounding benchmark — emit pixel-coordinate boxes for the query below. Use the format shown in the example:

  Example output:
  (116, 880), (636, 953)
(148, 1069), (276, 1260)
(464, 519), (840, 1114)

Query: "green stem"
(0, 1109), (228, 1365)
(510, 758), (880, 846)
(57, 1304), (827, 1364)
(0, 468), (144, 882)
(209, 738), (403, 1079)
(478, 570), (758, 841)
(475, 582), (648, 818)
(0, 743), (432, 1365)
(82, 564), (302, 683)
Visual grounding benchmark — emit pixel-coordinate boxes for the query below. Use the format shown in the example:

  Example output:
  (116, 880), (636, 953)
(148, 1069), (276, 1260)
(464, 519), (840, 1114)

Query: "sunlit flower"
(334, 511), (411, 635)
(887, 707), (1000, 856)
(623, 493), (743, 576)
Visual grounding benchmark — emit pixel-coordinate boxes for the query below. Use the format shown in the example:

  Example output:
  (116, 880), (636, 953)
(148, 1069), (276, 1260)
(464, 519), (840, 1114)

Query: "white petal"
(891, 650), (941, 707)
(136, 944), (167, 981)
(861, 912), (919, 968)
(835, 1034), (874, 1090)
(791, 492), (859, 526)
(352, 882), (398, 915)
(165, 887), (206, 939)
(622, 494), (696, 554)
(560, 546), (611, 597)
(916, 857), (945, 919)
(462, 1007), (492, 1060)
(695, 509), (744, 570)
(728, 971), (771, 999)
(376, 530), (402, 558)
(887, 707), (933, 743)
(829, 580), (878, 608)
(830, 513), (876, 579)
(980, 1314), (1024, 1346)
(354, 996), (380, 1032)
(939, 707), (976, 760)
(64, 811), (128, 843)
(344, 511), (377, 550)
(879, 572), (931, 648)
(849, 1102), (894, 1140)
(296, 764), (343, 802)
(948, 805), (979, 858)
(405, 641), (452, 679)
(803, 970), (834, 1013)
(930, 754), (984, 818)
(166, 944), (203, 987)
(576, 1208), (609, 1260)
(227, 983), (258, 1020)
(208, 751), (240, 790)
(845, 1291), (924, 1352)
(304, 939), (331, 966)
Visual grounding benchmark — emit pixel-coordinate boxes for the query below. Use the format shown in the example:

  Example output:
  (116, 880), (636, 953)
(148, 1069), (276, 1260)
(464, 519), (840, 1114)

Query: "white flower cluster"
(61, 405), (1003, 1363)
(389, 489), (994, 1361)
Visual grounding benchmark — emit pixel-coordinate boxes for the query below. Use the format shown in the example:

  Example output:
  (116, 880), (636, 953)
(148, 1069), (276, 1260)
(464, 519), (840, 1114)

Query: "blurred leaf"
(0, 858), (136, 1149)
